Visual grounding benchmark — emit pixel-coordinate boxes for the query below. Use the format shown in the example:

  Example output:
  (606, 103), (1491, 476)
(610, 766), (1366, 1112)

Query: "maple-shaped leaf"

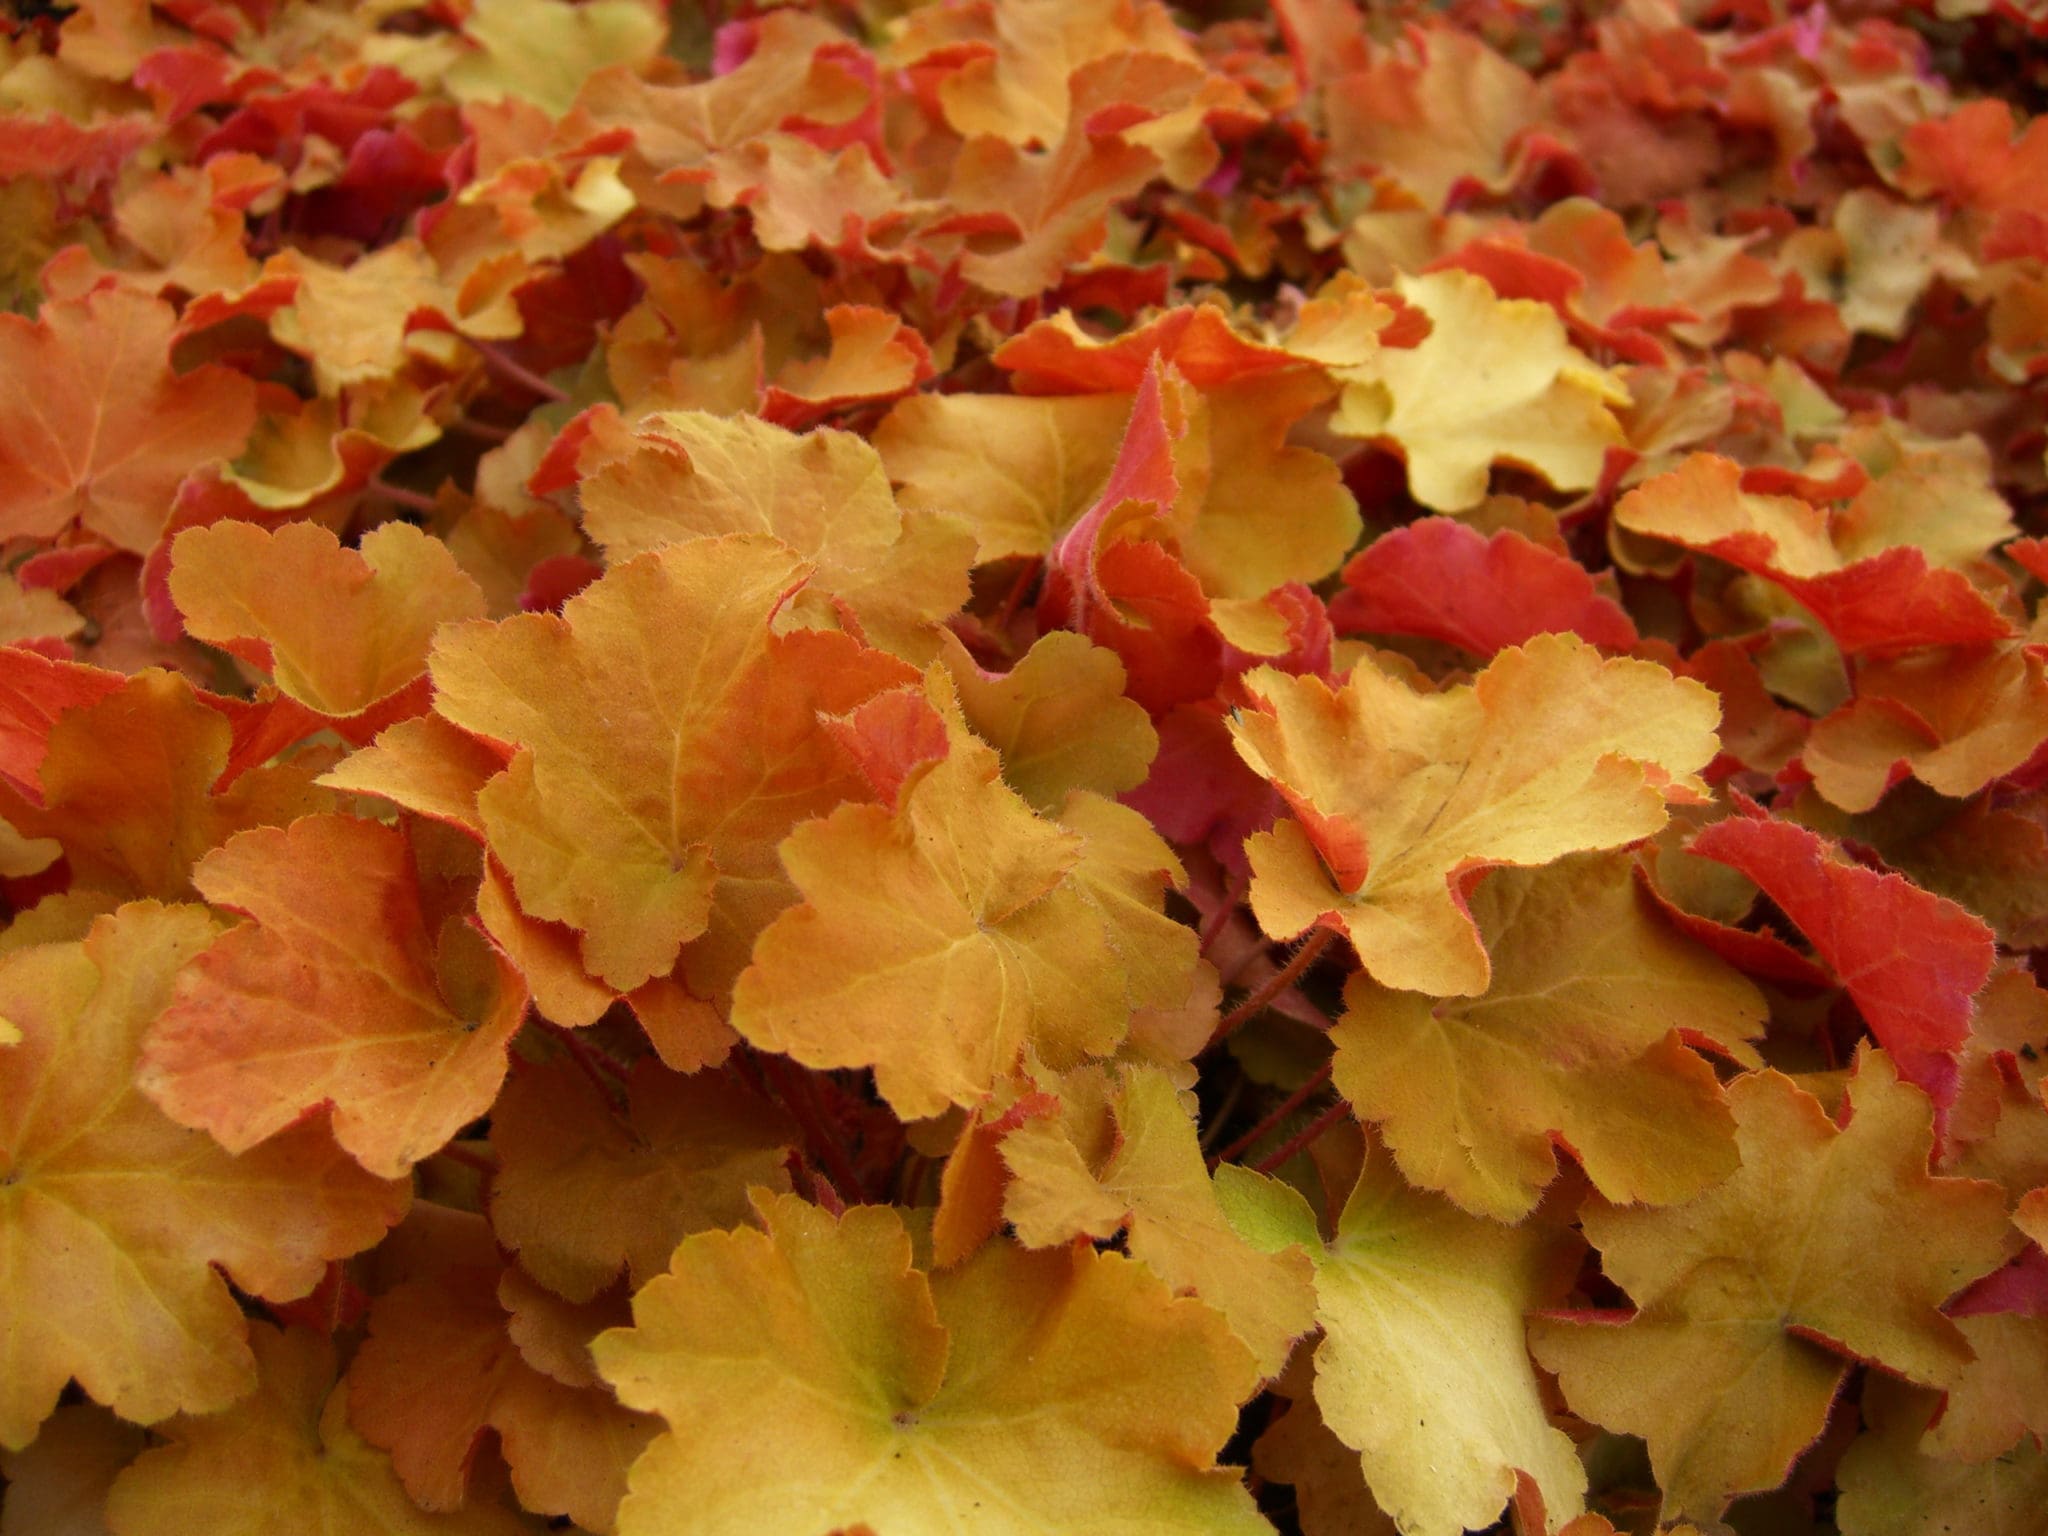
(976, 1063), (1317, 1377)
(169, 522), (486, 721)
(0, 667), (333, 902)
(1332, 270), (1628, 513)
(1613, 455), (2012, 655)
(1323, 25), (1538, 208)
(731, 683), (1196, 1120)
(577, 411), (973, 662)
(592, 1191), (1267, 1535)
(936, 629), (1158, 812)
(347, 1263), (657, 1533)
(487, 1056), (796, 1303)
(1335, 851), (1762, 1220)
(875, 390), (1130, 563)
(447, 0), (665, 115)
(941, 110), (1166, 300)
(1331, 517), (1638, 656)
(265, 242), (467, 396)
(0, 903), (406, 1448)
(140, 815), (530, 1178)
(1835, 1375), (2048, 1536)
(1219, 1148), (1588, 1536)
(428, 535), (916, 992)
(1230, 634), (1720, 996)
(1530, 1048), (2012, 1525)
(894, 0), (1200, 147)
(101, 1323), (528, 1536)
(1801, 643), (2048, 812)
(1688, 809), (1994, 1097)
(0, 287), (257, 553)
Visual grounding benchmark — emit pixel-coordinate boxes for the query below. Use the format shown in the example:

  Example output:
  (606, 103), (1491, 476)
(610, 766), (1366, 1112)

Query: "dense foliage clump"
(2, 0), (2047, 1532)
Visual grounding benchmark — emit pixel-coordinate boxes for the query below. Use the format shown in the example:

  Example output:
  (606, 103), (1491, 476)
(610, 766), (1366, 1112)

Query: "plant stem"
(1208, 1059), (1334, 1169)
(542, 1019), (631, 1111)
(760, 1053), (869, 1204)
(1250, 1099), (1350, 1175)
(1208, 926), (1337, 1049)
(367, 476), (439, 515)
(469, 338), (569, 403)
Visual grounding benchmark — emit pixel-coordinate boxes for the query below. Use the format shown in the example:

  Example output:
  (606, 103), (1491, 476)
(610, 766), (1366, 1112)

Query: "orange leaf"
(169, 521), (485, 720)
(0, 905), (405, 1448)
(0, 287), (257, 553)
(142, 815), (530, 1177)
(428, 535), (917, 993)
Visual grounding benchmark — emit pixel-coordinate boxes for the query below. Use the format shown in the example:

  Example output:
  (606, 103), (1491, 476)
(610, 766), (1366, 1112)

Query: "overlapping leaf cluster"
(2, 0), (2047, 1531)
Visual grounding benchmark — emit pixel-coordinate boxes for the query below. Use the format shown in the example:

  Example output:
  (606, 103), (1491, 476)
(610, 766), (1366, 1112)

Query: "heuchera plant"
(2, 0), (2047, 1531)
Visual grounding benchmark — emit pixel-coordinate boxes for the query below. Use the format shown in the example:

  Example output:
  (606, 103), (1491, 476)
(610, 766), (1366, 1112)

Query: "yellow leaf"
(446, 0), (666, 116)
(578, 410), (973, 662)
(1335, 851), (1761, 1219)
(1231, 634), (1720, 996)
(103, 1324), (528, 1536)
(1530, 1048), (2013, 1525)
(1333, 270), (1627, 512)
(1219, 1150), (1588, 1536)
(730, 700), (1154, 1119)
(592, 1192), (1266, 1535)
(995, 1063), (1318, 1378)
(937, 628), (1158, 812)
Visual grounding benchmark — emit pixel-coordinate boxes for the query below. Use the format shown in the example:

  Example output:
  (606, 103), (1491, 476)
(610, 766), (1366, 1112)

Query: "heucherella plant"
(1, 0), (2045, 1531)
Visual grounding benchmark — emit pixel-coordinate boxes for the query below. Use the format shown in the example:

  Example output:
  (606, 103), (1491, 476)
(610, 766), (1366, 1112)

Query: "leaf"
(319, 714), (506, 838)
(577, 410), (973, 662)
(992, 1063), (1318, 1378)
(0, 287), (257, 552)
(1332, 270), (1628, 513)
(447, 0), (665, 115)
(1688, 809), (1995, 1095)
(1613, 455), (2012, 655)
(1835, 1376), (2048, 1536)
(487, 1057), (796, 1303)
(102, 1324), (529, 1536)
(591, 1191), (1267, 1536)
(732, 685), (1192, 1120)
(0, 904), (406, 1448)
(1230, 634), (1720, 996)
(0, 669), (333, 902)
(169, 522), (486, 720)
(1529, 1049), (2013, 1525)
(1801, 643), (2048, 813)
(874, 390), (1134, 562)
(1331, 518), (1638, 655)
(1218, 1151), (1589, 1536)
(1322, 26), (1538, 207)
(1334, 851), (1761, 1220)
(140, 815), (530, 1178)
(267, 242), (458, 396)
(427, 535), (917, 992)
(936, 628), (1158, 812)
(346, 1263), (657, 1532)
